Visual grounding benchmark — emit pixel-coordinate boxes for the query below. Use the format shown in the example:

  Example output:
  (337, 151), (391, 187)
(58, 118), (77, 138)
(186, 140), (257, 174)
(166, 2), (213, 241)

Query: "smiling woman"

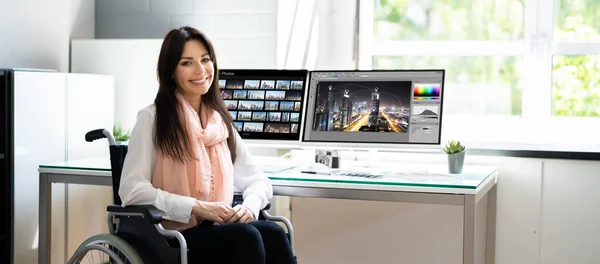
(115, 26), (297, 264)
(154, 27), (235, 162)
(174, 40), (215, 111)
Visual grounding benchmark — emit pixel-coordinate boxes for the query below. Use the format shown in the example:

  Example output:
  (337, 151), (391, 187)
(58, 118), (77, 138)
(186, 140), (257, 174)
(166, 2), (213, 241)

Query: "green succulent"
(443, 140), (466, 154)
(113, 123), (130, 142)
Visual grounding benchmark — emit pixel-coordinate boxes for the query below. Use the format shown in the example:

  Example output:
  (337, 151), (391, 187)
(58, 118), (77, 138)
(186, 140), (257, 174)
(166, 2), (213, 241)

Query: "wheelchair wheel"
(67, 233), (143, 264)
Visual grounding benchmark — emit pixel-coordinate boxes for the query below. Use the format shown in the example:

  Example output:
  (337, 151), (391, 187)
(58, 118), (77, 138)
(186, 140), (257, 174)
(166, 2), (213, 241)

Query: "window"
(551, 1), (600, 117)
(374, 56), (524, 115)
(555, 0), (600, 42)
(367, 0), (526, 116)
(373, 0), (524, 41)
(360, 0), (600, 146)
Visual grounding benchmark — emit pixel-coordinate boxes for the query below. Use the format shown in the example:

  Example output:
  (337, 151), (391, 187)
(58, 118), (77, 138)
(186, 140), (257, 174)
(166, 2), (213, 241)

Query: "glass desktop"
(39, 157), (496, 190)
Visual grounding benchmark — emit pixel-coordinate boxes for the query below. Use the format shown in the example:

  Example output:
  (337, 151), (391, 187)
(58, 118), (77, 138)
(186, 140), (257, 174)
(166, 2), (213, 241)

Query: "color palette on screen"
(414, 97), (439, 101)
(413, 84), (441, 97)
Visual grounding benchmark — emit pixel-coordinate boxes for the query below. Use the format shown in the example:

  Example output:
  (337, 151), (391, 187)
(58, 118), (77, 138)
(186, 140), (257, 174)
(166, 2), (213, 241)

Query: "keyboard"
(332, 170), (383, 179)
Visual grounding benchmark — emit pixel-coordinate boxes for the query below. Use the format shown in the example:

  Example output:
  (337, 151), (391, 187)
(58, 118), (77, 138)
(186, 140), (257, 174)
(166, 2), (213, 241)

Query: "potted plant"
(443, 140), (466, 174)
(113, 123), (130, 144)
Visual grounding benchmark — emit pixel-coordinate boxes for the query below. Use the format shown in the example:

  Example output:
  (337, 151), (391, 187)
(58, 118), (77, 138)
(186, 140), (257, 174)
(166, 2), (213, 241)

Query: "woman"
(118, 26), (296, 264)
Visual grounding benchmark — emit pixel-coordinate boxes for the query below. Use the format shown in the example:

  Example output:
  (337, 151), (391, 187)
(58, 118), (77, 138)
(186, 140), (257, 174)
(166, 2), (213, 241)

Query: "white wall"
(95, 0), (278, 68)
(0, 0), (94, 72)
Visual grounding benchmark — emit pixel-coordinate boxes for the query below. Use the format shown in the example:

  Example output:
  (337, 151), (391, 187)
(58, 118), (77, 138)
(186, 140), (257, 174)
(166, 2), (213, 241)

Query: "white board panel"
(13, 71), (66, 264)
(291, 197), (463, 264)
(70, 39), (162, 131)
(66, 73), (115, 160)
(540, 160), (600, 264)
(485, 157), (543, 264)
(63, 73), (116, 262)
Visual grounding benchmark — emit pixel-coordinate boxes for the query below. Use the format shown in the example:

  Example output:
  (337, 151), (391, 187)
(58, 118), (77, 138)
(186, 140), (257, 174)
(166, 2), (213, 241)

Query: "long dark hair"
(154, 26), (236, 163)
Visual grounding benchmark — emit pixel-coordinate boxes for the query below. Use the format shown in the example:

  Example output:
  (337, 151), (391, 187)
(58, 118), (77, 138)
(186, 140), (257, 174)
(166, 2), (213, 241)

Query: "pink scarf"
(152, 93), (234, 230)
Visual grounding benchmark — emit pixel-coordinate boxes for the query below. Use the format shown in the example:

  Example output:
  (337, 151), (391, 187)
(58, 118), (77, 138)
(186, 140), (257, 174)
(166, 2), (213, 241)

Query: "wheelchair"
(67, 129), (296, 264)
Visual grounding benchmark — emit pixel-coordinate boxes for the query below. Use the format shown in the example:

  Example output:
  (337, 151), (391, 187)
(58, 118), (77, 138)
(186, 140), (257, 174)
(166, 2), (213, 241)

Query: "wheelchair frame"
(82, 128), (295, 264)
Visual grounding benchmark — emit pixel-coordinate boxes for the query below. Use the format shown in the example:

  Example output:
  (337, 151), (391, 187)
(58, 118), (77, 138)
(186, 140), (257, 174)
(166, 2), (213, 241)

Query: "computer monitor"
(302, 69), (445, 149)
(218, 69), (308, 143)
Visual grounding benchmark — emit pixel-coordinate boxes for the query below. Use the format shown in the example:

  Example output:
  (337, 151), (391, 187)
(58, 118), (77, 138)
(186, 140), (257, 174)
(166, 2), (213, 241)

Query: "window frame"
(358, 0), (600, 148)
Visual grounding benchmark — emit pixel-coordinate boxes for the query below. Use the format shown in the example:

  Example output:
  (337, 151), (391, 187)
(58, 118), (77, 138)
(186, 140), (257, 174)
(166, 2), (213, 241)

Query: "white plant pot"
(447, 150), (466, 174)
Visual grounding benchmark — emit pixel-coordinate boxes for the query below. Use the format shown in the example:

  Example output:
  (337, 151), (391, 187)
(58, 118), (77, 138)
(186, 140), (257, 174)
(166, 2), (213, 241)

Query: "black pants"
(173, 220), (296, 264)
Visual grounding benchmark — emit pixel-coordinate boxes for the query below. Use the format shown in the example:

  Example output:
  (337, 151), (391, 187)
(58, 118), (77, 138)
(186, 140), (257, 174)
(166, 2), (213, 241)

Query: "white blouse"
(118, 104), (273, 223)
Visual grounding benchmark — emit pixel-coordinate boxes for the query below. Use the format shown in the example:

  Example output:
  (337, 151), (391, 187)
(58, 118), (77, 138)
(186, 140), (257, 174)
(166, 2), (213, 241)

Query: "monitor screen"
(302, 70), (445, 145)
(218, 69), (308, 141)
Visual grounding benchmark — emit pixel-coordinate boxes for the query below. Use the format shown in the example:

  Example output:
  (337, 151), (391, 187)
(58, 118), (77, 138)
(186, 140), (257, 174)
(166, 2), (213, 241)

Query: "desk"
(39, 158), (498, 264)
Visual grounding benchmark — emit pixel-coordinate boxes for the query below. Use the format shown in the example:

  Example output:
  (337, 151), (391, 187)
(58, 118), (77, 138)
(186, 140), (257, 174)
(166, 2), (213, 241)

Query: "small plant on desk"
(443, 140), (466, 174)
(443, 140), (465, 154)
(113, 123), (130, 144)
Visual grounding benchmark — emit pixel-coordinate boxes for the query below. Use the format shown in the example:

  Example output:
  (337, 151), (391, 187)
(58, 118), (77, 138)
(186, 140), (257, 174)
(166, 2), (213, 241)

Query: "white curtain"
(277, 0), (358, 70)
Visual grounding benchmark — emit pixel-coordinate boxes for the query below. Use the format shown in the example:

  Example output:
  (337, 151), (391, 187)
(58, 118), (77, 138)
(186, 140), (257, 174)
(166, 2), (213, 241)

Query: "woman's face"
(174, 39), (214, 99)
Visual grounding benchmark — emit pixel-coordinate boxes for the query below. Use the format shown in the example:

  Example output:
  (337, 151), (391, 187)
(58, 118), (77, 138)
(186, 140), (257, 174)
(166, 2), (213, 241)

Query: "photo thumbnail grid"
(220, 78), (303, 134)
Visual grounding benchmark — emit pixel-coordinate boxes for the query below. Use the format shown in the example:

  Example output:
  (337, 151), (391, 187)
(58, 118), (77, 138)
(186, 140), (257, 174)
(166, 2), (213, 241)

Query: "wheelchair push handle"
(85, 129), (117, 146)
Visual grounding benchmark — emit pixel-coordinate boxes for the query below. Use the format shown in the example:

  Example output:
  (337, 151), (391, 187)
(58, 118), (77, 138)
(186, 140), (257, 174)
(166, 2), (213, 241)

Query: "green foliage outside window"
(374, 0), (600, 117)
(552, 17), (600, 117)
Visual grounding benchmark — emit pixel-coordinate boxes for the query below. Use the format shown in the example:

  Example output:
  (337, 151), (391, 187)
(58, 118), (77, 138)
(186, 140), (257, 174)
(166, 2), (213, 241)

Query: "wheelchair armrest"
(107, 205), (163, 224)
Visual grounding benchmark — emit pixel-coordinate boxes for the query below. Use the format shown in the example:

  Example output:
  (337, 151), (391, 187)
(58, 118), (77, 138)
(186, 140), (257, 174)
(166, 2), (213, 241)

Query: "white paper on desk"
(253, 156), (296, 173)
(378, 169), (464, 183)
(261, 164), (296, 173)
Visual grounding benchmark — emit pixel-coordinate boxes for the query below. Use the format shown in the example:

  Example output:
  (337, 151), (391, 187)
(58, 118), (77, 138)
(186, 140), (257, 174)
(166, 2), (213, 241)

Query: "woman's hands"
(192, 200), (255, 224)
(225, 204), (255, 224)
(192, 200), (232, 224)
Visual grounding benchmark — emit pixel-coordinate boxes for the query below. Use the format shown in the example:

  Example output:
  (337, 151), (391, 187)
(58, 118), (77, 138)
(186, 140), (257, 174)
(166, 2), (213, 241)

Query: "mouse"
(307, 162), (331, 172)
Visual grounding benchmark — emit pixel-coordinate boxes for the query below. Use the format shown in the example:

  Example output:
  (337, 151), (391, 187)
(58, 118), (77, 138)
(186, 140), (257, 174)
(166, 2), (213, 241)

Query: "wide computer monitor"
(218, 69), (308, 143)
(302, 69), (445, 149)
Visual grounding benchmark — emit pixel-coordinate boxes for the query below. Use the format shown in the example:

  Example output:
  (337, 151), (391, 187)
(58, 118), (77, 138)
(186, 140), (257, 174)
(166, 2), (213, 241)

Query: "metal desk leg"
(463, 194), (475, 264)
(485, 185), (497, 264)
(64, 183), (69, 264)
(38, 173), (51, 264)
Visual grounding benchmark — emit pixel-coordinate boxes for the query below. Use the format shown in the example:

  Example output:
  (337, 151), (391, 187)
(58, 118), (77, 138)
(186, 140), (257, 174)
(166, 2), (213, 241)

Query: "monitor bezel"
(301, 69), (446, 146)
(218, 69), (309, 142)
